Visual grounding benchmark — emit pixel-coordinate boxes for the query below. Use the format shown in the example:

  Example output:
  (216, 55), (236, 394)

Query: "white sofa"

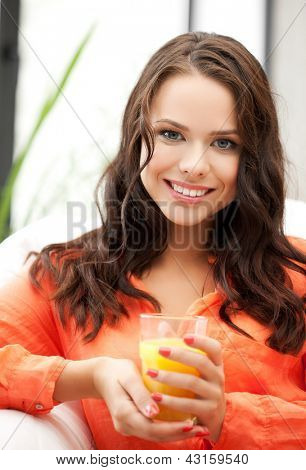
(0, 199), (305, 449)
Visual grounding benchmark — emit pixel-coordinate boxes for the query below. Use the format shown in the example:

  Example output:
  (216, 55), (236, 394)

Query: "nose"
(178, 143), (210, 177)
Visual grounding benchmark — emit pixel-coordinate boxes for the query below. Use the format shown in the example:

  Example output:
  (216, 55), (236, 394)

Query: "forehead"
(150, 72), (237, 131)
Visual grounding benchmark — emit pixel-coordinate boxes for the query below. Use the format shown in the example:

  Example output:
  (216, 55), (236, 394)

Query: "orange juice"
(139, 337), (206, 421)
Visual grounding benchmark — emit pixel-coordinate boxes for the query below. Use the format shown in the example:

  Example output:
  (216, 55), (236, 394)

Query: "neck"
(161, 220), (214, 267)
(168, 221), (213, 255)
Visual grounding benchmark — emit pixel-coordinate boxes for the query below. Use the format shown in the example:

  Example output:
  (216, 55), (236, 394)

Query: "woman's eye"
(213, 139), (236, 150)
(159, 129), (183, 141)
(158, 131), (237, 149)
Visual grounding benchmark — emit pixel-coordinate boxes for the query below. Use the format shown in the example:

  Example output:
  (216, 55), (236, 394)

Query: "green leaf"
(0, 24), (96, 241)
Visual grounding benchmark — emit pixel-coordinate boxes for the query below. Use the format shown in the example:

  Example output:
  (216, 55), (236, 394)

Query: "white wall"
(268, 0), (306, 202)
(190, 0), (266, 63)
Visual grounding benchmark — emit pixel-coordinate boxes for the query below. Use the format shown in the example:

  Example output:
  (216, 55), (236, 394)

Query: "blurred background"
(0, 0), (305, 242)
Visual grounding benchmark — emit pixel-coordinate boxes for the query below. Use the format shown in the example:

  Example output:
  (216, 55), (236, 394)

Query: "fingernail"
(146, 369), (158, 378)
(144, 403), (159, 417)
(151, 392), (163, 402)
(184, 335), (194, 345)
(182, 424), (194, 432)
(158, 347), (171, 357)
(195, 427), (210, 437)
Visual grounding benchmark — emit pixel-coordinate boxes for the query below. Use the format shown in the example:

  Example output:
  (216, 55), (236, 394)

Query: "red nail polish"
(146, 369), (158, 378)
(182, 425), (194, 432)
(151, 392), (163, 402)
(159, 347), (171, 357)
(184, 335), (194, 345)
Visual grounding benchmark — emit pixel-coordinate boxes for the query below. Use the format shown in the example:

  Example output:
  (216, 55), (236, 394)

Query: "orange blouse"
(0, 235), (305, 450)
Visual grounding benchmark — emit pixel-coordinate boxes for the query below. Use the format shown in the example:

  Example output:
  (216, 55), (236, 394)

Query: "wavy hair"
(28, 32), (306, 354)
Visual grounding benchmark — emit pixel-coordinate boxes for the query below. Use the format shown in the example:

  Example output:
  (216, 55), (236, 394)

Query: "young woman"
(0, 32), (305, 450)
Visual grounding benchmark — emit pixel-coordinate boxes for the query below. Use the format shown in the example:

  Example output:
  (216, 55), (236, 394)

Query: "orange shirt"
(0, 235), (305, 450)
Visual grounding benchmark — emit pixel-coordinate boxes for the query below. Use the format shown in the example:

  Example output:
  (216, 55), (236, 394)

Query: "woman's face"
(140, 72), (242, 228)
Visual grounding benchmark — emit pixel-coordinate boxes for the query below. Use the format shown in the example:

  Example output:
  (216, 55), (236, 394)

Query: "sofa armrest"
(0, 400), (96, 450)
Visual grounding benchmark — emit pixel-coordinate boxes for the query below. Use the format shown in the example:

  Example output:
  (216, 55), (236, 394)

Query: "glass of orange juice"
(139, 314), (208, 422)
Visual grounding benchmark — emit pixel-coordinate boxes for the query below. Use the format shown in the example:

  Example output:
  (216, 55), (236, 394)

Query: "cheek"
(212, 157), (239, 206)
(142, 145), (177, 179)
(218, 157), (239, 187)
(140, 147), (164, 191)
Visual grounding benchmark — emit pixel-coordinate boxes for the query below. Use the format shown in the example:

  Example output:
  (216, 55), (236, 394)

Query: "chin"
(161, 210), (211, 227)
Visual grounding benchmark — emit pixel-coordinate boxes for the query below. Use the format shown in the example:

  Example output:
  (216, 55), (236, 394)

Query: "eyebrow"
(154, 119), (239, 136)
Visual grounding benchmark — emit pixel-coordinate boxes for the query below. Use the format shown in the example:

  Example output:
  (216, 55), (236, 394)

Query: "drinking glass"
(139, 314), (208, 421)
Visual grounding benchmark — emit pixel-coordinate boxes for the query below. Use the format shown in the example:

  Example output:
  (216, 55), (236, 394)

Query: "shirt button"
(35, 403), (44, 410)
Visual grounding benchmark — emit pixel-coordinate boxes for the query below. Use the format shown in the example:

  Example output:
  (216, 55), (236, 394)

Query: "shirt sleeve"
(0, 268), (71, 415)
(0, 344), (70, 415)
(210, 391), (306, 450)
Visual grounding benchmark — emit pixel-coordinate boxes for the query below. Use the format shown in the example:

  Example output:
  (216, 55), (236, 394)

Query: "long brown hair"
(28, 32), (306, 354)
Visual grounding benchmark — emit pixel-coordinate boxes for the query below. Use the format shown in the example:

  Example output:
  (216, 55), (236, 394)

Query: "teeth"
(173, 184), (183, 193)
(170, 182), (209, 197)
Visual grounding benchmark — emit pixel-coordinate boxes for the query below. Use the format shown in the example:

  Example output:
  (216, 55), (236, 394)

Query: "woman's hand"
(93, 356), (210, 443)
(148, 334), (226, 443)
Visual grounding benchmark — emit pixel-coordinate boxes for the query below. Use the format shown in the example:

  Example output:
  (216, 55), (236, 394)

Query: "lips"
(165, 179), (212, 191)
(164, 179), (215, 203)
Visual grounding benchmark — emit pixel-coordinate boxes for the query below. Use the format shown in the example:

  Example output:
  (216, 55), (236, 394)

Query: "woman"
(0, 32), (305, 450)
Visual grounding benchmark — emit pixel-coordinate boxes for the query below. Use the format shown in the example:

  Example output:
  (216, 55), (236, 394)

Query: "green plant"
(0, 25), (95, 242)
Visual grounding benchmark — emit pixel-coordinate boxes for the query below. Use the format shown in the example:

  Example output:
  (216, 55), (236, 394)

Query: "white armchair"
(0, 198), (305, 449)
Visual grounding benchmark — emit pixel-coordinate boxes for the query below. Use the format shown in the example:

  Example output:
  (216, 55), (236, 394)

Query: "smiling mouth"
(164, 179), (215, 199)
